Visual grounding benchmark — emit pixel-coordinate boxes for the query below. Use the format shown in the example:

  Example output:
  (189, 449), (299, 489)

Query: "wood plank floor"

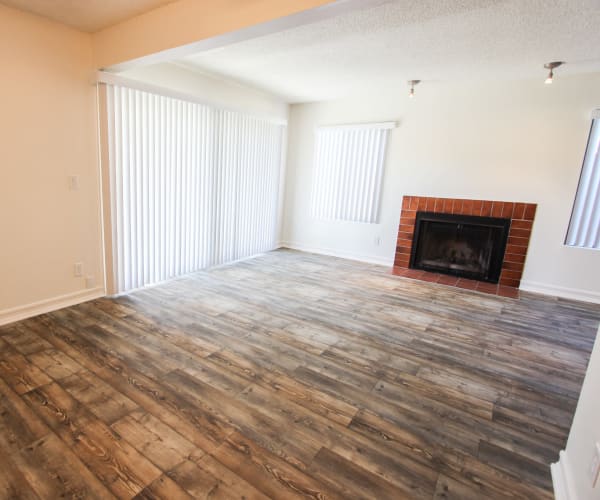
(1, 249), (599, 499)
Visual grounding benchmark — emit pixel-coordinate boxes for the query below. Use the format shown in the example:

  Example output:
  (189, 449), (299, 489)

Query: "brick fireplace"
(393, 196), (537, 298)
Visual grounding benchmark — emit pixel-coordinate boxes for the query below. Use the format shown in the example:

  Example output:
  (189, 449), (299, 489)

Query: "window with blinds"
(565, 113), (600, 249)
(310, 122), (393, 223)
(103, 84), (286, 293)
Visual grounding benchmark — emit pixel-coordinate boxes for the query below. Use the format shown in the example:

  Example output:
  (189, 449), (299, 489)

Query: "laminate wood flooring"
(1, 249), (599, 499)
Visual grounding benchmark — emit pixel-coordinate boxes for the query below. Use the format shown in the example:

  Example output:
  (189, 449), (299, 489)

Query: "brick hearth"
(393, 196), (537, 297)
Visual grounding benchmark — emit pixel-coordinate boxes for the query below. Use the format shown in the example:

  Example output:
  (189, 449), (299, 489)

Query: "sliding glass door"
(100, 83), (286, 294)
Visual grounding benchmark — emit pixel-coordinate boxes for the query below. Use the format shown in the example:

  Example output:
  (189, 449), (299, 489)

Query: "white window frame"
(565, 110), (600, 250)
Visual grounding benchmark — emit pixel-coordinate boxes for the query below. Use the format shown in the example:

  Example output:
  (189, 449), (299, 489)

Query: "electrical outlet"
(85, 276), (95, 289)
(591, 442), (600, 488)
(68, 175), (80, 191)
(374, 236), (381, 246)
(74, 262), (83, 277)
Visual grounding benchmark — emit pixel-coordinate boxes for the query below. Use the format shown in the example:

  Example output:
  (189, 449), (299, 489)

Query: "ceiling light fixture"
(544, 61), (564, 84)
(408, 80), (420, 98)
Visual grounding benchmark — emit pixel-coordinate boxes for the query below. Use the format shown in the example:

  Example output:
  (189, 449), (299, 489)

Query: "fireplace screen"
(409, 212), (511, 283)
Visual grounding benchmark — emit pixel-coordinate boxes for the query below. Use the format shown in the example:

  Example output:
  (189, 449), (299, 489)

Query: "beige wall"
(282, 74), (600, 302)
(1, 0), (314, 324)
(0, 5), (104, 322)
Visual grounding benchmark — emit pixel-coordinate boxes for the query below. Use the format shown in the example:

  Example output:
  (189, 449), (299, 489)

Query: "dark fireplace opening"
(409, 212), (511, 283)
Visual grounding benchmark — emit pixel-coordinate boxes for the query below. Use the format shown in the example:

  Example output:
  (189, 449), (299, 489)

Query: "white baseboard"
(520, 280), (600, 304)
(277, 245), (600, 303)
(0, 287), (106, 327)
(551, 450), (577, 500)
(279, 241), (394, 267)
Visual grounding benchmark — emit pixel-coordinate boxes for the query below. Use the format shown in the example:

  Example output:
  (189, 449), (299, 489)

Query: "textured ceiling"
(0, 0), (177, 32)
(180, 0), (600, 102)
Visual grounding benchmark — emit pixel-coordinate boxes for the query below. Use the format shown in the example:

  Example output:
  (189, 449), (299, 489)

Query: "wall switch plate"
(74, 262), (83, 277)
(68, 175), (80, 191)
(591, 442), (600, 488)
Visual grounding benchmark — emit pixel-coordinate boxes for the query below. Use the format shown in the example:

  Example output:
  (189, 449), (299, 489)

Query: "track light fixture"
(408, 80), (420, 98)
(544, 62), (564, 84)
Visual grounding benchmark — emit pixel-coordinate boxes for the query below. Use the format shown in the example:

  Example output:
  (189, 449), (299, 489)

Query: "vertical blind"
(566, 115), (600, 249)
(104, 84), (285, 293)
(310, 122), (393, 223)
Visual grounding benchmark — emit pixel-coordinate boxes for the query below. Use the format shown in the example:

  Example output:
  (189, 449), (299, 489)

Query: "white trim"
(551, 450), (578, 500)
(520, 280), (600, 304)
(0, 288), (106, 327)
(95, 83), (109, 299)
(562, 243), (600, 252)
(96, 71), (288, 126)
(279, 241), (393, 266)
(317, 121), (397, 131)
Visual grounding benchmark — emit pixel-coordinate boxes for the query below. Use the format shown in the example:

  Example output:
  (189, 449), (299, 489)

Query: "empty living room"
(2, 0), (600, 498)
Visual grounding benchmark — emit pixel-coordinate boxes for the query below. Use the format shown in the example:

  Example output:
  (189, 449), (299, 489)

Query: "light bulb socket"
(543, 62), (564, 84)
(408, 80), (420, 98)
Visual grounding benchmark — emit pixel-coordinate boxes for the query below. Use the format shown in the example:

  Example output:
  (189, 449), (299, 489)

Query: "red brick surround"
(393, 196), (536, 293)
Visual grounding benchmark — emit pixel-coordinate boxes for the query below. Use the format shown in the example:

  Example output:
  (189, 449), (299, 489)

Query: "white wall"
(552, 325), (600, 500)
(282, 73), (600, 302)
(0, 5), (104, 324)
(120, 62), (289, 121)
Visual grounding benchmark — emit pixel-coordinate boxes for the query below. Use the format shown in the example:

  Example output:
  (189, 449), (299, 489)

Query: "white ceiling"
(179, 0), (600, 103)
(0, 0), (176, 32)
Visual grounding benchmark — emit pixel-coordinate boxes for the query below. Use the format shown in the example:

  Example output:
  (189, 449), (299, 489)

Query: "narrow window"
(566, 111), (600, 249)
(310, 122), (393, 224)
